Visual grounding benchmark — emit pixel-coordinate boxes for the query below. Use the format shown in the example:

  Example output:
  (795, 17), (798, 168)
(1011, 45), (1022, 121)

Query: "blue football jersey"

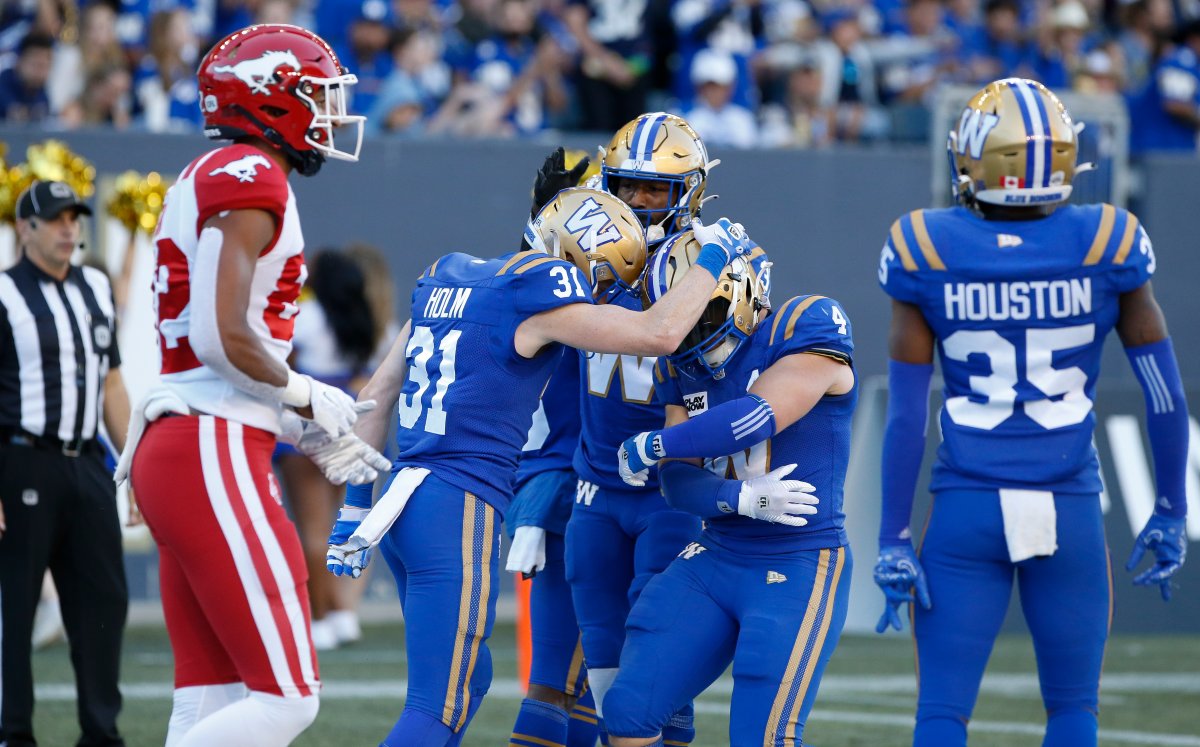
(393, 251), (592, 514)
(515, 351), (581, 491)
(573, 289), (664, 491)
(657, 294), (857, 553)
(878, 205), (1155, 494)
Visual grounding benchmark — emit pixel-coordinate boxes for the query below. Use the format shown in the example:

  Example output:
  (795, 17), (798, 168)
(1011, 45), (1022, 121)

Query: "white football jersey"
(152, 143), (306, 433)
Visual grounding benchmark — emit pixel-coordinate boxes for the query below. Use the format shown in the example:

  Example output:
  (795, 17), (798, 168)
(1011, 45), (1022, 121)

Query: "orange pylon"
(515, 573), (533, 691)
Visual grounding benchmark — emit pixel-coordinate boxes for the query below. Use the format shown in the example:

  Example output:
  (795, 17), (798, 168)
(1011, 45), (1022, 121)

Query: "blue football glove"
(326, 506), (372, 578)
(691, 217), (753, 263)
(1125, 513), (1187, 601)
(618, 431), (664, 487)
(873, 543), (932, 633)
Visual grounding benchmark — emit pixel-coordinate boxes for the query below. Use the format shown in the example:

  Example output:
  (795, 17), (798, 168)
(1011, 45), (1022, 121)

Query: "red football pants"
(132, 414), (319, 697)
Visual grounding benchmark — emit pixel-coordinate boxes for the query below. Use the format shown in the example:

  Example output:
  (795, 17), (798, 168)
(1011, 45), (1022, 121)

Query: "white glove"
(690, 217), (751, 263)
(736, 464), (819, 526)
(506, 526), (547, 578)
(326, 534), (372, 578)
(617, 431), (664, 487)
(297, 427), (391, 486)
(282, 371), (370, 438)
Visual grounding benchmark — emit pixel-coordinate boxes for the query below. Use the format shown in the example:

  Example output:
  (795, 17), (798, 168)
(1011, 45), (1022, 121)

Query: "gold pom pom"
(107, 171), (170, 235)
(0, 140), (96, 223)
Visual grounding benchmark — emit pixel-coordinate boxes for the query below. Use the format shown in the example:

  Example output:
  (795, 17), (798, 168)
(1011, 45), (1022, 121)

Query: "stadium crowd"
(0, 0), (1196, 151)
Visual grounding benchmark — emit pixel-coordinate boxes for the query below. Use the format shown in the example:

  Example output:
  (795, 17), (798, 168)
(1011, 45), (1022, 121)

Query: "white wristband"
(282, 370), (312, 408)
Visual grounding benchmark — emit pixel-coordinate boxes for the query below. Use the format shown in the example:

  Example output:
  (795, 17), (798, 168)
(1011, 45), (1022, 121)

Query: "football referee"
(0, 181), (130, 747)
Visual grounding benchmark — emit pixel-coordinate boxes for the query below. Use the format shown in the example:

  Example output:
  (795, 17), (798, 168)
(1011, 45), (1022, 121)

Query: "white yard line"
(35, 676), (1200, 747)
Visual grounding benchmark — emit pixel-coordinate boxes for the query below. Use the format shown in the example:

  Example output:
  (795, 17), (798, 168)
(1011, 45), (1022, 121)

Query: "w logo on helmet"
(212, 50), (301, 94)
(956, 109), (1000, 160)
(563, 197), (622, 248)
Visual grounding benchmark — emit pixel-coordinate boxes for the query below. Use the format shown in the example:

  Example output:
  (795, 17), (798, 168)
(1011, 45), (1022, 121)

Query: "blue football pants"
(377, 473), (502, 746)
(913, 489), (1110, 747)
(565, 482), (702, 670)
(605, 540), (851, 746)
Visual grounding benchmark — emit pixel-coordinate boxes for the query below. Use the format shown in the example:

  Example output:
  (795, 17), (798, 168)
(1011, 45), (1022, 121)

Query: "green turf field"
(27, 624), (1200, 746)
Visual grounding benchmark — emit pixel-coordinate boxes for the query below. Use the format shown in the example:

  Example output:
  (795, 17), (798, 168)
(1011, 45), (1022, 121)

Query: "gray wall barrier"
(3, 128), (1195, 632)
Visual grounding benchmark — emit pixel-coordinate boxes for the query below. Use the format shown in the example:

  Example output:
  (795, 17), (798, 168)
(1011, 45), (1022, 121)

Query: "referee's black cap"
(17, 180), (93, 220)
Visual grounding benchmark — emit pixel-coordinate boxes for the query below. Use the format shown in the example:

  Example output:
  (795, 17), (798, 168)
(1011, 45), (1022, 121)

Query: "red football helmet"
(197, 24), (364, 176)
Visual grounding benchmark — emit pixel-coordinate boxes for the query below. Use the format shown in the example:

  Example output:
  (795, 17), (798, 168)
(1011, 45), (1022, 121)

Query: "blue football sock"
(568, 689), (601, 747)
(913, 715), (966, 747)
(445, 693), (486, 747)
(1043, 708), (1097, 747)
(510, 697), (569, 747)
(383, 708), (453, 747)
(662, 703), (695, 745)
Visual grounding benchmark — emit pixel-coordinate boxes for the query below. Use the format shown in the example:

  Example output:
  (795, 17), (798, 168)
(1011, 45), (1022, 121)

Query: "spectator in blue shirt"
(960, 0), (1028, 85)
(337, 0), (396, 116)
(133, 8), (203, 133)
(1129, 19), (1200, 153)
(1029, 0), (1091, 89)
(671, 0), (766, 110)
(1116, 0), (1174, 95)
(0, 31), (52, 123)
(367, 29), (426, 136)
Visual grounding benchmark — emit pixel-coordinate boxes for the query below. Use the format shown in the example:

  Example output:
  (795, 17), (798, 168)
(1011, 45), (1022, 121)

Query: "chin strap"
(224, 105), (326, 176)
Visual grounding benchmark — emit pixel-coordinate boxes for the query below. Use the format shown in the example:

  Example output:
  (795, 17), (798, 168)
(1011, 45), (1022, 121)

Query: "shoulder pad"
(194, 144), (288, 222)
(768, 294), (853, 362)
(1081, 204), (1143, 267)
(887, 209), (946, 273)
(495, 250), (561, 277)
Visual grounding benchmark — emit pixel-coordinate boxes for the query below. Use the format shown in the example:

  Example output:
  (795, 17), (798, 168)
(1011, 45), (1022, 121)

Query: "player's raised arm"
(518, 219), (748, 357)
(514, 189), (751, 357)
(1116, 275), (1190, 601)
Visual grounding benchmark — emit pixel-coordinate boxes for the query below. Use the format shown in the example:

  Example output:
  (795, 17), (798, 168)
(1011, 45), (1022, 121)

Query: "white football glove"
(690, 217), (752, 264)
(618, 431), (664, 487)
(735, 464), (819, 526)
(297, 427), (391, 486)
(506, 526), (547, 578)
(325, 467), (430, 577)
(282, 371), (370, 438)
(326, 534), (372, 578)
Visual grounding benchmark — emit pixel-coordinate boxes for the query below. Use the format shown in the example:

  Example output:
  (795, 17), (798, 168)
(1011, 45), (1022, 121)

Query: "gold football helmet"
(948, 78), (1084, 208)
(601, 113), (711, 245)
(643, 230), (769, 378)
(526, 188), (646, 302)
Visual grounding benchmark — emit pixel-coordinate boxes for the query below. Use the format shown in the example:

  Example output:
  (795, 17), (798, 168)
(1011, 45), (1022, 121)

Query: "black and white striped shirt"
(0, 256), (121, 443)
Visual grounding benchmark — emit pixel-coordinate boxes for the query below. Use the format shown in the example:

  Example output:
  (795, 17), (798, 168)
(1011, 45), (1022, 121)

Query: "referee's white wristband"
(281, 370), (312, 408)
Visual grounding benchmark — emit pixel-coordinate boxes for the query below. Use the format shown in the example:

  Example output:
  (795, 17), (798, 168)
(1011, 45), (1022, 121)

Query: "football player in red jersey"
(116, 24), (387, 747)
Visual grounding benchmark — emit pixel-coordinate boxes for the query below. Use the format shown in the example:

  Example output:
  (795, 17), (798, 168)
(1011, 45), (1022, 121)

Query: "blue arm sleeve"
(879, 359), (934, 544)
(1126, 337), (1190, 519)
(656, 393), (776, 458)
(659, 461), (742, 519)
(345, 481), (374, 510)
